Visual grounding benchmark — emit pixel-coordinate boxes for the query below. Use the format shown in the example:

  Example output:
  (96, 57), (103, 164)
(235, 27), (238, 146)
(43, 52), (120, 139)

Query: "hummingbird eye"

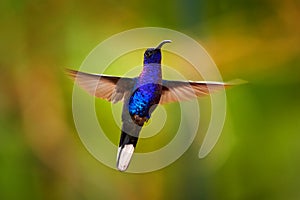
(145, 50), (153, 58)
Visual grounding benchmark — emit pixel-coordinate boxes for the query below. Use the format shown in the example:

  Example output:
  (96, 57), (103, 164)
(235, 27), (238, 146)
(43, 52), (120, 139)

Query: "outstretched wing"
(66, 69), (135, 103)
(160, 79), (242, 104)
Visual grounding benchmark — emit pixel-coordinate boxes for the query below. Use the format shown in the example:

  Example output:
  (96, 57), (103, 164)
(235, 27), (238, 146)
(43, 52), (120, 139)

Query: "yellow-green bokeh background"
(1, 0), (300, 199)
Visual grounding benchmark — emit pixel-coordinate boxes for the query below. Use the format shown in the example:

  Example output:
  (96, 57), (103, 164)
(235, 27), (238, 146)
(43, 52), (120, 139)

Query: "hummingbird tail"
(116, 131), (139, 172)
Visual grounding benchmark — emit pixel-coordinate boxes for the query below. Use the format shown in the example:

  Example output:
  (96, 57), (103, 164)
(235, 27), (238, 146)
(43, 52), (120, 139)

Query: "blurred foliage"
(0, 0), (300, 199)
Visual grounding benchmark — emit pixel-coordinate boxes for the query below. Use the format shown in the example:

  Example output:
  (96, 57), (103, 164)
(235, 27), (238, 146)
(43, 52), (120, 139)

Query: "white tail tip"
(116, 144), (135, 172)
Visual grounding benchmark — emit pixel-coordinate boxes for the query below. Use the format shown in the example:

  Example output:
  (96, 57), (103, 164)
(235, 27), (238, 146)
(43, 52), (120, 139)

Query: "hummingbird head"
(143, 40), (171, 64)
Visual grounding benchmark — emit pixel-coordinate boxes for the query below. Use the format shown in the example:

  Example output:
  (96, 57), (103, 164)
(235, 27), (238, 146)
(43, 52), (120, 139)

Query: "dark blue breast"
(128, 83), (162, 118)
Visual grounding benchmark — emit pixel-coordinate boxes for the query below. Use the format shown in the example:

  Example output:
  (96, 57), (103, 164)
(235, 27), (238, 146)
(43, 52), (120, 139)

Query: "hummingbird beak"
(155, 40), (172, 49)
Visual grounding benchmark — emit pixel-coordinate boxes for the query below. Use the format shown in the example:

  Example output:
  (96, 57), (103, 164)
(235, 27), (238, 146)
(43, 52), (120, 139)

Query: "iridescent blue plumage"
(128, 48), (164, 124)
(128, 83), (162, 119)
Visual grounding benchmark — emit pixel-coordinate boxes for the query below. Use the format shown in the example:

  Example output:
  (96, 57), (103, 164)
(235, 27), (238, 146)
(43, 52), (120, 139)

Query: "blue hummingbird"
(67, 40), (240, 171)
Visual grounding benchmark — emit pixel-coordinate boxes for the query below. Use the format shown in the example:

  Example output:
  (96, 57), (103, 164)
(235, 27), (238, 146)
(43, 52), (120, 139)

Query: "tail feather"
(116, 131), (139, 171)
(117, 103), (142, 172)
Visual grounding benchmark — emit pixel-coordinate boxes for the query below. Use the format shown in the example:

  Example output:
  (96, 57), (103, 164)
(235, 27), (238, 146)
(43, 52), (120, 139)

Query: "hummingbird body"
(66, 40), (241, 172)
(117, 45), (166, 171)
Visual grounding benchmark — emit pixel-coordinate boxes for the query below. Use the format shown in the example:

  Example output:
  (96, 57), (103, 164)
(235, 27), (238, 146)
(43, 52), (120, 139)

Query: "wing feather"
(160, 79), (241, 104)
(66, 69), (135, 103)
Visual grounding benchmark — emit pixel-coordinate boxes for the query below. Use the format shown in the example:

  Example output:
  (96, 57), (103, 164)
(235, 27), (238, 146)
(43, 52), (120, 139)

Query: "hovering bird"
(67, 40), (240, 172)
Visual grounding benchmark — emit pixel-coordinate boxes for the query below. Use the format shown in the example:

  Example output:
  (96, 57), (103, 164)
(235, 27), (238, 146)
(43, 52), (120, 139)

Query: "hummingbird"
(67, 40), (240, 172)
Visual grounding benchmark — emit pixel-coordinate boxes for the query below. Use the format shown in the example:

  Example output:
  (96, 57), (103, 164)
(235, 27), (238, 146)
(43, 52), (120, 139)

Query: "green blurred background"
(1, 0), (300, 199)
